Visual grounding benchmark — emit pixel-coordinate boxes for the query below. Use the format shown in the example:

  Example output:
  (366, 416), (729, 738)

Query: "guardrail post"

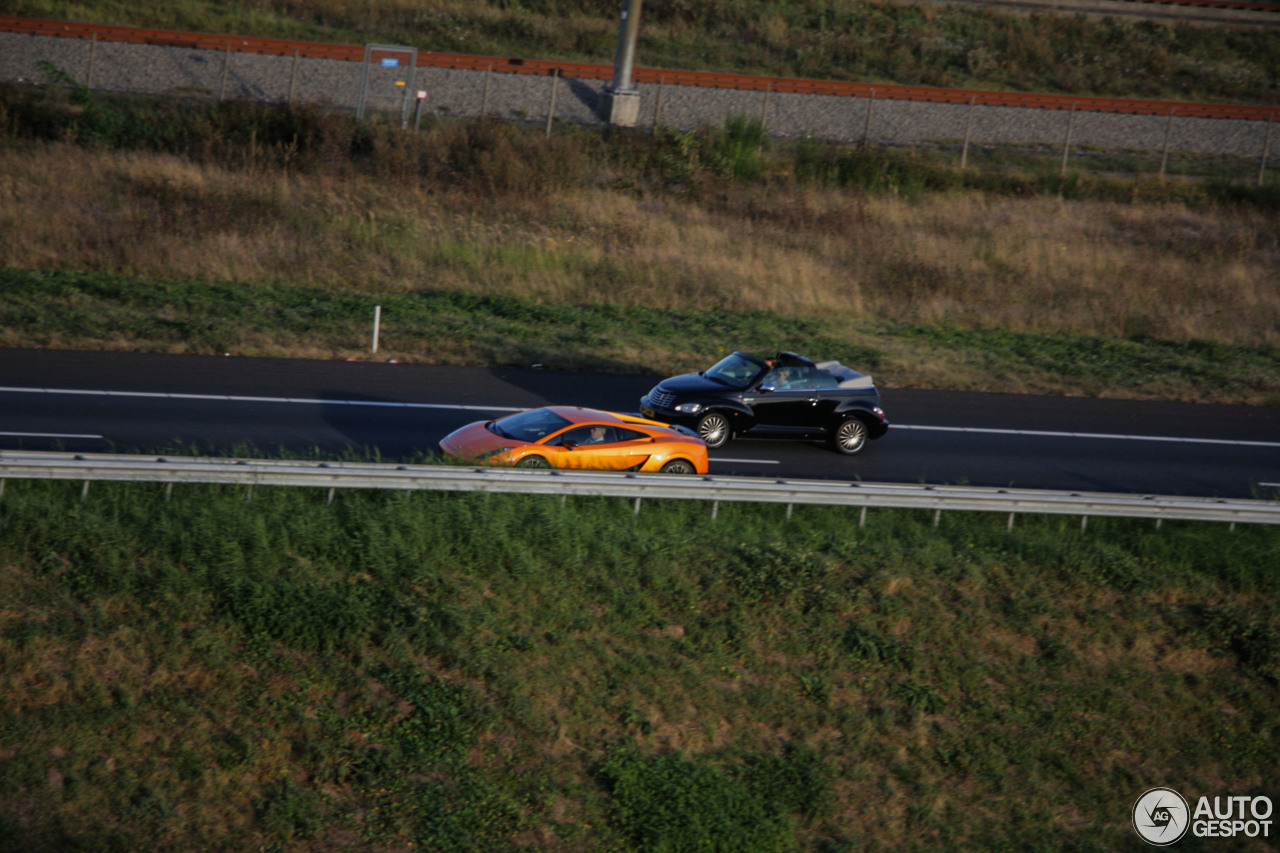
(859, 506), (867, 528)
(82, 480), (90, 500)
(1155, 518), (1162, 530)
(785, 503), (793, 520)
(933, 509), (941, 527)
(0, 479), (5, 499)
(711, 500), (719, 521)
(482, 64), (492, 116)
(165, 482), (173, 501)
(245, 484), (253, 503)
(327, 487), (336, 506)
(1006, 512), (1015, 532)
(760, 82), (771, 136)
(545, 69), (559, 138)
(633, 496), (642, 515)
(1080, 515), (1088, 533)
(372, 305), (382, 353)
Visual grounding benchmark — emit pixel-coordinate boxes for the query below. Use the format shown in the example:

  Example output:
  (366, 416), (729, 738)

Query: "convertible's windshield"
(488, 409), (572, 442)
(703, 353), (765, 389)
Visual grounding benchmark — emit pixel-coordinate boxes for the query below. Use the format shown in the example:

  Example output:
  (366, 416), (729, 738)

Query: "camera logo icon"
(1133, 787), (1190, 846)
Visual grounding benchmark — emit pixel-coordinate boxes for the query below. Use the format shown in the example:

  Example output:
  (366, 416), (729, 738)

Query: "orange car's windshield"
(489, 409), (573, 442)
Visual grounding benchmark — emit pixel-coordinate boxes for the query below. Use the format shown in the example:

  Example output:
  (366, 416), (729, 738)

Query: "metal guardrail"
(2, 451), (1277, 526)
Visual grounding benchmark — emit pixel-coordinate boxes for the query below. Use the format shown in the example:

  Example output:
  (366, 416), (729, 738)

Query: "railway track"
(1, 14), (1276, 122)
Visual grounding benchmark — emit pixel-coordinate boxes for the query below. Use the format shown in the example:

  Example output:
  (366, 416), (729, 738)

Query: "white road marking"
(0, 386), (523, 412)
(0, 431), (103, 439)
(893, 424), (1280, 449)
(712, 458), (781, 464)
(1260, 482), (1280, 487)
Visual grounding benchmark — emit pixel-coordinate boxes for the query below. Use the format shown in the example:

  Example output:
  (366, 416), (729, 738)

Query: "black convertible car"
(640, 352), (889, 454)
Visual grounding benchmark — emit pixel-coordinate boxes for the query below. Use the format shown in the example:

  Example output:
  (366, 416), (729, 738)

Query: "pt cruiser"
(640, 351), (889, 454)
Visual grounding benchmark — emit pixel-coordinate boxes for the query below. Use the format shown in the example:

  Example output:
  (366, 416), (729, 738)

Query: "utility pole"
(604, 0), (643, 127)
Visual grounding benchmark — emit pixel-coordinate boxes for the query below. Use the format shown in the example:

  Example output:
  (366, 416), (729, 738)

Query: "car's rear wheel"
(832, 417), (869, 455)
(695, 412), (731, 449)
(659, 459), (697, 474)
(517, 455), (551, 468)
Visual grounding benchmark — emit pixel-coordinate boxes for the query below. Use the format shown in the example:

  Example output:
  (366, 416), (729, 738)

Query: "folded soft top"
(815, 360), (874, 389)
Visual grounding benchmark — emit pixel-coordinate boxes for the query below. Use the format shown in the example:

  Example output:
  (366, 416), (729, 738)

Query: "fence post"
(652, 75), (664, 132)
(862, 89), (875, 152)
(1061, 102), (1076, 176)
(1159, 108), (1174, 180)
(87, 33), (97, 90)
(545, 69), (559, 138)
(960, 96), (975, 170)
(219, 43), (231, 101)
(288, 48), (300, 104)
(372, 305), (382, 353)
(760, 82), (771, 135)
(1260, 112), (1275, 187)
(481, 63), (492, 116)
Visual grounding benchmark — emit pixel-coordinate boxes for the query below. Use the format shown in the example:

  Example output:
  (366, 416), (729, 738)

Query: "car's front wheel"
(659, 459), (697, 474)
(831, 417), (869, 455)
(695, 412), (731, 449)
(516, 455), (551, 468)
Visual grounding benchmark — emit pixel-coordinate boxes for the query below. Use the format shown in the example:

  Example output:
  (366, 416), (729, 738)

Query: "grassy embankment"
(1, 480), (1277, 851)
(3, 81), (1279, 404)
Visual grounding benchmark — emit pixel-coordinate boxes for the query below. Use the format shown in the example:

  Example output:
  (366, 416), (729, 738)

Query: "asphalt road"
(2, 348), (1278, 499)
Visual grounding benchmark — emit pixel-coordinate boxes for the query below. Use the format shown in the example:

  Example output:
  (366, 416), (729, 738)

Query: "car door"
(547, 425), (651, 471)
(747, 366), (818, 429)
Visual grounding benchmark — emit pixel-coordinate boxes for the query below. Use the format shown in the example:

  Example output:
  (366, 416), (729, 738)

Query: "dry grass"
(3, 143), (1278, 352)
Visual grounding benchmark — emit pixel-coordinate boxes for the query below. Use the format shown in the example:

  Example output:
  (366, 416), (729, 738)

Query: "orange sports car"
(438, 406), (709, 474)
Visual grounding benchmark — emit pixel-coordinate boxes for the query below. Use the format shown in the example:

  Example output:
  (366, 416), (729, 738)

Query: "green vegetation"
(1, 3), (1278, 851)
(1, 479), (1277, 850)
(3, 81), (1279, 403)
(9, 0), (1280, 105)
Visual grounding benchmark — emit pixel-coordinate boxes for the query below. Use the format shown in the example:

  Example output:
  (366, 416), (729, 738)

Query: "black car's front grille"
(648, 387), (677, 409)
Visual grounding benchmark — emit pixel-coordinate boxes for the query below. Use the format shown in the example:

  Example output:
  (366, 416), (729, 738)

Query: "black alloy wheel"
(517, 455), (551, 468)
(659, 459), (697, 474)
